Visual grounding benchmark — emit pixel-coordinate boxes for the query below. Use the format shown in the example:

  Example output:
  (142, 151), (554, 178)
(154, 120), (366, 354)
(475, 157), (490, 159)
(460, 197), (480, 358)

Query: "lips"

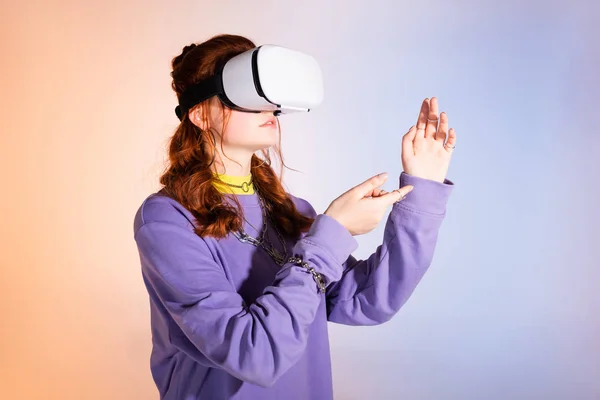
(259, 117), (277, 127)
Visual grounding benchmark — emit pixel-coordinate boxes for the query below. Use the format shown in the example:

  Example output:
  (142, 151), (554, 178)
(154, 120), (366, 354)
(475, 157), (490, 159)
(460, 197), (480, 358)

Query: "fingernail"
(378, 172), (388, 179)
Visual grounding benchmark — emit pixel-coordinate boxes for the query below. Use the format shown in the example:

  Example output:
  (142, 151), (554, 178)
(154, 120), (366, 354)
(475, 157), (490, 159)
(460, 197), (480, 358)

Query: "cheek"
(222, 113), (260, 142)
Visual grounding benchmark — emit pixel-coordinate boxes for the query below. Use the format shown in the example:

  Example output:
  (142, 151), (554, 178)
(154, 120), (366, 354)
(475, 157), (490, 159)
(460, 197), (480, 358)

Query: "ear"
(188, 105), (209, 131)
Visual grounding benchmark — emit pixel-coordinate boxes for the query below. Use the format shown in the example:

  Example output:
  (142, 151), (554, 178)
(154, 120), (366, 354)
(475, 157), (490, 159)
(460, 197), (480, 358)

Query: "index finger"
(425, 97), (439, 139)
(416, 98), (429, 131)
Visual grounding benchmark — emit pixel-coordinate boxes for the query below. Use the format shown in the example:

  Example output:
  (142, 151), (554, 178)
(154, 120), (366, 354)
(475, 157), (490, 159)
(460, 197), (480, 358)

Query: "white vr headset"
(175, 44), (324, 120)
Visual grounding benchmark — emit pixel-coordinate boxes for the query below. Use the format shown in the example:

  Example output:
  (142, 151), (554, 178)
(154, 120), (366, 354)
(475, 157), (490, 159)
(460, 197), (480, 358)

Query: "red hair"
(159, 34), (314, 240)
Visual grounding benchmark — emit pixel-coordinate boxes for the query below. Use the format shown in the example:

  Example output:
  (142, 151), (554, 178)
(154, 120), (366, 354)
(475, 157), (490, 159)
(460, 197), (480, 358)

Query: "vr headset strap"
(175, 73), (223, 121)
(175, 71), (267, 121)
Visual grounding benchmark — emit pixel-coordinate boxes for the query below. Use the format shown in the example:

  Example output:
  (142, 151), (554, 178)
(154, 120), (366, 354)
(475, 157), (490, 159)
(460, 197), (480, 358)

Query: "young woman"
(133, 34), (456, 400)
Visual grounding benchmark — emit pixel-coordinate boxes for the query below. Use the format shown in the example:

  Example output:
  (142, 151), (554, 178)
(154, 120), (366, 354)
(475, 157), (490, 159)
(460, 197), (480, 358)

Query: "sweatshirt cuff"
(398, 172), (454, 215)
(304, 213), (359, 264)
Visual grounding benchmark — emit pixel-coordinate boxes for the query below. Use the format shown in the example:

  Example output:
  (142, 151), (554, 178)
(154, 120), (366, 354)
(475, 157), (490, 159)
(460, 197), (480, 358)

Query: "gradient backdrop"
(1, 0), (598, 399)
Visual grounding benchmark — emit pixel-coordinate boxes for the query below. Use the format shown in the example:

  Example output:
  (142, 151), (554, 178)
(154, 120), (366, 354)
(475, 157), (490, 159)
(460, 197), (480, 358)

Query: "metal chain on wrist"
(287, 255), (327, 293)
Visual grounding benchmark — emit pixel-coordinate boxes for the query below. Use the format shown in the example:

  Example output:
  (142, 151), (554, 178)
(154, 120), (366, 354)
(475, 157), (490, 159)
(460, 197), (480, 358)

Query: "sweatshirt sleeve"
(323, 172), (454, 325)
(133, 201), (358, 388)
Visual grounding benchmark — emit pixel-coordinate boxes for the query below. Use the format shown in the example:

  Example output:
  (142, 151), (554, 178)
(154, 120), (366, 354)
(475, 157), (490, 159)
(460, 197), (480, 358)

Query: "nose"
(260, 110), (281, 116)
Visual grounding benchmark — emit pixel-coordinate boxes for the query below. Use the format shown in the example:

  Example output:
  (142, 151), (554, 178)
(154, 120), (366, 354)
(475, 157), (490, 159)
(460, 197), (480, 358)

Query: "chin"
(247, 131), (278, 150)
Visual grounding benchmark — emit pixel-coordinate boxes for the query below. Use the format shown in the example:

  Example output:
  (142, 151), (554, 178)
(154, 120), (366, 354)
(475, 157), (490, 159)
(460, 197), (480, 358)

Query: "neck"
(210, 147), (253, 176)
(213, 164), (251, 176)
(208, 147), (261, 194)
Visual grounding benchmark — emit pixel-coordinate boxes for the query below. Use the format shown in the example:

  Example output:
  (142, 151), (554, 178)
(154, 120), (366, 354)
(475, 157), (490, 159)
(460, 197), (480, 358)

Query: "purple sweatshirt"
(133, 172), (454, 399)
